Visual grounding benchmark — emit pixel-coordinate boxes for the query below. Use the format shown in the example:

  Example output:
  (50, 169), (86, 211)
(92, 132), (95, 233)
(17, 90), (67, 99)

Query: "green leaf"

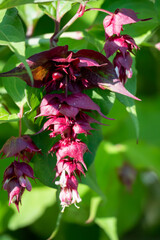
(32, 132), (60, 188)
(26, 85), (42, 111)
(82, 122), (103, 167)
(116, 57), (139, 139)
(155, 0), (160, 21)
(95, 217), (119, 240)
(2, 55), (27, 108)
(84, 88), (116, 115)
(33, 153), (57, 189)
(3, 78), (27, 108)
(39, 1), (73, 20)
(86, 196), (102, 223)
(82, 164), (105, 198)
(83, 31), (104, 52)
(117, 96), (139, 140)
(17, 4), (43, 31)
(8, 186), (56, 230)
(0, 0), (55, 9)
(0, 106), (19, 123)
(0, 8), (33, 84)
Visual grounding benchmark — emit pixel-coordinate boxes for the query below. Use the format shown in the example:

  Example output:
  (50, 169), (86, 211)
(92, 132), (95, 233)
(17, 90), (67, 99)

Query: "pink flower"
(56, 172), (82, 212)
(3, 161), (35, 211)
(155, 42), (160, 51)
(37, 93), (112, 120)
(55, 158), (85, 179)
(104, 35), (138, 58)
(113, 52), (133, 84)
(38, 114), (95, 139)
(103, 8), (150, 38)
(50, 139), (88, 169)
(0, 46), (140, 100)
(0, 135), (41, 162)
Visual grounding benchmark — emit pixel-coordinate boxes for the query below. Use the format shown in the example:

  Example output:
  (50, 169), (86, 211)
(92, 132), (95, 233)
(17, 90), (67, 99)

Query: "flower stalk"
(50, 2), (86, 46)
(18, 106), (24, 137)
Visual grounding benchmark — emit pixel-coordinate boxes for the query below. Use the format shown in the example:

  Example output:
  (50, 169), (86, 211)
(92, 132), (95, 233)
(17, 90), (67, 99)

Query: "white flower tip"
(115, 66), (119, 78)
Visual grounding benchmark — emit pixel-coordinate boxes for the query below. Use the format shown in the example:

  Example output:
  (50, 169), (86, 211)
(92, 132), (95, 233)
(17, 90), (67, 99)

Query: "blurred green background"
(0, 0), (160, 239)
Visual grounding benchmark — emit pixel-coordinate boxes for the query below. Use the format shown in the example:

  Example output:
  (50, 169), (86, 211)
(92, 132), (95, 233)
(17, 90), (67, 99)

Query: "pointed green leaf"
(39, 1), (73, 20)
(33, 153), (57, 189)
(17, 4), (43, 31)
(0, 106), (19, 123)
(0, 0), (55, 9)
(116, 57), (139, 139)
(84, 88), (116, 115)
(95, 217), (119, 240)
(3, 77), (27, 108)
(86, 196), (102, 223)
(0, 8), (33, 83)
(2, 55), (27, 108)
(83, 31), (104, 52)
(117, 96), (139, 140)
(32, 132), (60, 188)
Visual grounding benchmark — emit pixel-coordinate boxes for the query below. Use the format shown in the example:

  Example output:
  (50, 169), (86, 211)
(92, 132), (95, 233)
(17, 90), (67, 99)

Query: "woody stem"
(50, 2), (86, 45)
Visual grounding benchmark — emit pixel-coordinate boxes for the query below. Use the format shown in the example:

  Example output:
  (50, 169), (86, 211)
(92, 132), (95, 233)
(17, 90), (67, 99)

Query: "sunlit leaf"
(8, 186), (56, 230)
(95, 217), (119, 240)
(17, 4), (43, 35)
(0, 0), (55, 9)
(39, 1), (73, 20)
(0, 106), (19, 124)
(86, 196), (102, 223)
(0, 8), (33, 83)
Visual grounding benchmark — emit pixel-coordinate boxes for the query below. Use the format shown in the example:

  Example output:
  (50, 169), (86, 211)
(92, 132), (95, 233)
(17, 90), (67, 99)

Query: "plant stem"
(85, 8), (113, 15)
(51, 2), (86, 44)
(50, 0), (61, 47)
(47, 212), (62, 240)
(18, 106), (23, 137)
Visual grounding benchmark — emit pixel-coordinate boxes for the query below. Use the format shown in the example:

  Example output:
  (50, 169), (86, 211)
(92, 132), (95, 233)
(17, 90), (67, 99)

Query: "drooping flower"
(103, 8), (151, 38)
(50, 138), (88, 169)
(36, 92), (113, 120)
(58, 174), (82, 212)
(38, 113), (96, 139)
(0, 46), (140, 100)
(3, 161), (35, 211)
(0, 135), (41, 161)
(117, 162), (137, 191)
(113, 52), (133, 84)
(55, 158), (84, 212)
(55, 158), (85, 179)
(104, 34), (138, 58)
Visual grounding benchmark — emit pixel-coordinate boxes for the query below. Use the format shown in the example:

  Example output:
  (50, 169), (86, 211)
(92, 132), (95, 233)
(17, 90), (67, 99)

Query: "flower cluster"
(3, 161), (35, 211)
(0, 6), (146, 212)
(0, 136), (40, 210)
(103, 8), (143, 84)
(36, 92), (111, 211)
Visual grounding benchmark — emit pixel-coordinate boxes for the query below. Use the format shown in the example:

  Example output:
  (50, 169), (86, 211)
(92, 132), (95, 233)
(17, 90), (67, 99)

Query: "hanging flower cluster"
(103, 8), (148, 84)
(0, 5), (148, 212)
(0, 136), (40, 210)
(36, 92), (112, 211)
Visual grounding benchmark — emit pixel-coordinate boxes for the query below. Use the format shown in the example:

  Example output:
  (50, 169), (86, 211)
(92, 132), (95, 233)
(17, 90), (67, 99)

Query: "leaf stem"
(50, 2), (86, 45)
(47, 211), (62, 240)
(18, 106), (23, 137)
(85, 8), (113, 15)
(50, 0), (61, 47)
